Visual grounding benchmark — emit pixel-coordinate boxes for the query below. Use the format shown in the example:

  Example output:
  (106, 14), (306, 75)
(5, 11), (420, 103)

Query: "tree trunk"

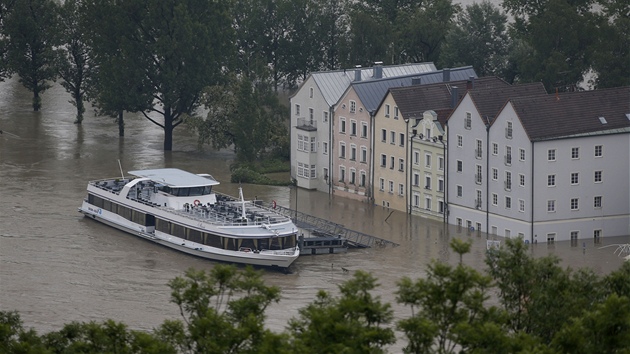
(163, 108), (173, 151)
(118, 111), (124, 137)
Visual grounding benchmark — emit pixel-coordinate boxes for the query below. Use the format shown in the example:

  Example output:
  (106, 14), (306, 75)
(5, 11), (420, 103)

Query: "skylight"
(599, 116), (607, 124)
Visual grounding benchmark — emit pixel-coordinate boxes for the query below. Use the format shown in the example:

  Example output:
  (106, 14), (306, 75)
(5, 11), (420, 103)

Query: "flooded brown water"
(1, 77), (627, 351)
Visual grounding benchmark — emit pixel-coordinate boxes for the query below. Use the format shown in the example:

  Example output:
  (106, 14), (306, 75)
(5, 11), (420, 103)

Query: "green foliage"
(190, 75), (289, 163)
(440, 1), (510, 76)
(231, 166), (293, 186)
(162, 265), (285, 353)
(289, 270), (395, 353)
(3, 0), (59, 111)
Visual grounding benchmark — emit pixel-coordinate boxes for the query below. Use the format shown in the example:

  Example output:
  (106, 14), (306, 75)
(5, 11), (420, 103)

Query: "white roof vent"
(599, 116), (607, 124)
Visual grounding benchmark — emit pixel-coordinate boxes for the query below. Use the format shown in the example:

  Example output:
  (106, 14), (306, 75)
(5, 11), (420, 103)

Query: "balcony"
(296, 118), (317, 131)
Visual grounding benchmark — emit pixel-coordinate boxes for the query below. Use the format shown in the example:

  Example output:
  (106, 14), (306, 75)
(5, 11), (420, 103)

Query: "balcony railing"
(296, 117), (317, 131)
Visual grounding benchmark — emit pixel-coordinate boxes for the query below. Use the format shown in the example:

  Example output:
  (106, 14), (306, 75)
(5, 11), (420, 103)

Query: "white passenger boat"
(78, 168), (300, 269)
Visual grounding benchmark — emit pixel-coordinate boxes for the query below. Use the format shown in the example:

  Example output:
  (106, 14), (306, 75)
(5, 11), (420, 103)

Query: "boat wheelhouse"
(78, 168), (300, 269)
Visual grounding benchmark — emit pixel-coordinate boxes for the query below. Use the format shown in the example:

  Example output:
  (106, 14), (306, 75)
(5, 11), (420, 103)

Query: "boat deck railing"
(88, 180), (293, 228)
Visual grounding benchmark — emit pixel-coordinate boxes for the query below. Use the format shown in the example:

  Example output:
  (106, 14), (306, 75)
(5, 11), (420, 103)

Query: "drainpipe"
(486, 120), (490, 236)
(531, 140), (534, 244)
(439, 135), (447, 224)
(329, 105), (334, 195)
(369, 111), (375, 202)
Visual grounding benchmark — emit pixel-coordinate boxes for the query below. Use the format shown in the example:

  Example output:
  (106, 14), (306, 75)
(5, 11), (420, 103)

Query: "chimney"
(467, 76), (475, 90)
(443, 68), (451, 82)
(411, 77), (422, 85)
(354, 65), (362, 82)
(451, 86), (459, 108)
(373, 61), (383, 79)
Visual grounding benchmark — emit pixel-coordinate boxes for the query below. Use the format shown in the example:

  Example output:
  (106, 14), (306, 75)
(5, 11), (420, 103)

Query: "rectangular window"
(505, 171), (512, 191)
(389, 181), (394, 193)
(519, 174), (525, 187)
(360, 171), (366, 187)
(310, 137), (316, 152)
(379, 178), (385, 191)
(547, 233), (555, 243)
(425, 154), (431, 168)
(492, 193), (498, 206)
(595, 145), (602, 157)
(519, 199), (525, 212)
(425, 176), (432, 190)
(390, 131), (395, 144)
(414, 151), (420, 165)
(340, 117), (346, 133)
(457, 185), (463, 197)
(438, 156), (444, 171)
(548, 149), (556, 161)
(390, 156), (395, 169)
(295, 104), (300, 116)
(438, 178), (444, 192)
(385, 104), (390, 117)
(425, 197), (431, 210)
(399, 158), (405, 171)
(594, 171), (602, 183)
(361, 147), (367, 163)
(594, 229), (601, 243)
(350, 145), (356, 161)
(399, 133), (405, 146)
(339, 142), (346, 158)
(594, 196), (602, 208)
(519, 148), (525, 161)
(414, 194), (420, 207)
(381, 129), (387, 142)
(414, 173), (420, 187)
(309, 108), (314, 123)
(309, 87), (313, 98)
(506, 121), (513, 139)
(571, 231), (579, 242)
(350, 169), (356, 184)
(571, 172), (579, 185)
(492, 168), (498, 181)
(571, 198), (579, 210)
(505, 146), (512, 165)
(548, 174), (556, 187)
(394, 106), (399, 119)
(475, 164), (482, 184)
(323, 167), (328, 180)
(323, 142), (328, 155)
(492, 142), (498, 155)
(465, 112), (472, 129)
(505, 196), (512, 209)
(350, 120), (357, 136)
(339, 167), (345, 182)
(361, 122), (368, 138)
(350, 100), (356, 113)
(457, 135), (463, 147)
(571, 147), (579, 159)
(457, 160), (463, 172)
(399, 184), (404, 195)
(547, 200), (555, 212)
(323, 111), (328, 122)
(425, 128), (431, 139)
(475, 139), (482, 159)
(381, 154), (386, 167)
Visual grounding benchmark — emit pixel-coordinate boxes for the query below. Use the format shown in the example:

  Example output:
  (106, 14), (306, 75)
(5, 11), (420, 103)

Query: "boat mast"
(117, 159), (125, 180)
(239, 186), (247, 220)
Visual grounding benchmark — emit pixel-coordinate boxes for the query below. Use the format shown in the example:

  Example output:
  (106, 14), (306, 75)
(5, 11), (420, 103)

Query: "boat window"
(189, 187), (204, 196)
(203, 186), (212, 195)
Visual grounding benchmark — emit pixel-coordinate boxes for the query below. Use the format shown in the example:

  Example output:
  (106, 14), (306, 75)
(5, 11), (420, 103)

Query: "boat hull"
(79, 202), (299, 269)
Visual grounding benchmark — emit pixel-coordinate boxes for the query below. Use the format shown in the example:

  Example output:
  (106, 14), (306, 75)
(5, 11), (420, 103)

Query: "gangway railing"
(273, 204), (399, 248)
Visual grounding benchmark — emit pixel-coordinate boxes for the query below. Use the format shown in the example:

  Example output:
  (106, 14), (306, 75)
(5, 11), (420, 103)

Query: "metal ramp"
(274, 205), (399, 248)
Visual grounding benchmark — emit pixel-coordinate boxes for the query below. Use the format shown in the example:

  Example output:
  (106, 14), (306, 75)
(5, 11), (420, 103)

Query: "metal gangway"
(274, 205), (399, 248)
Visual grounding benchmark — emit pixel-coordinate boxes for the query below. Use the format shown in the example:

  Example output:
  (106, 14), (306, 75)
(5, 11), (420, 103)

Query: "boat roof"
(128, 168), (220, 187)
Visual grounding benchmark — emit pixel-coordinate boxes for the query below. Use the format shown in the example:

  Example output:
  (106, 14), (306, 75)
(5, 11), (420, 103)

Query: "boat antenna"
(117, 159), (125, 180)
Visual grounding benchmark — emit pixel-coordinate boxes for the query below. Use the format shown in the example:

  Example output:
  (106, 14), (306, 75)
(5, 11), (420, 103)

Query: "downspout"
(369, 111), (375, 202)
(486, 119), (490, 236)
(329, 105), (334, 195)
(408, 120), (418, 214)
(445, 122), (449, 224)
(531, 140), (535, 244)
(405, 118), (410, 214)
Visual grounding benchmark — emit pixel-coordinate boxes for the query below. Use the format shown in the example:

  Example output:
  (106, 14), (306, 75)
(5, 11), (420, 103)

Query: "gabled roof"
(311, 63), (438, 106)
(509, 86), (630, 141)
(391, 76), (509, 125)
(353, 66), (478, 114)
(470, 82), (547, 125)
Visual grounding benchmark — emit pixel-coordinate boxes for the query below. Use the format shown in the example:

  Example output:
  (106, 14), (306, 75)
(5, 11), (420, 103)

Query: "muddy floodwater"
(1, 77), (627, 351)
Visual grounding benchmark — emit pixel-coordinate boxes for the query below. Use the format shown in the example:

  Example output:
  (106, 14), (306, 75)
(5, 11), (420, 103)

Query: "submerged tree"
(4, 0), (59, 111)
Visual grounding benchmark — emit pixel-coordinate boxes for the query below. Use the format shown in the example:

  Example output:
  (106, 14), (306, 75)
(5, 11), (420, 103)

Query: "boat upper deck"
(88, 177), (293, 229)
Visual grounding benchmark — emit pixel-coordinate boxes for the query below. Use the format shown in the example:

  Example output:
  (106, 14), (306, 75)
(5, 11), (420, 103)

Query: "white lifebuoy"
(194, 199), (201, 206)
(272, 200), (277, 209)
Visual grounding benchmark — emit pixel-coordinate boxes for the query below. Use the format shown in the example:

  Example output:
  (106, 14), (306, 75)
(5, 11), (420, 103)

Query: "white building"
(290, 63), (437, 193)
(448, 85), (630, 243)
